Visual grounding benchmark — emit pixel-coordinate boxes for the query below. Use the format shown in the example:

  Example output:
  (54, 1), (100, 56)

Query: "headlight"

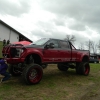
(16, 48), (24, 57)
(10, 48), (25, 58)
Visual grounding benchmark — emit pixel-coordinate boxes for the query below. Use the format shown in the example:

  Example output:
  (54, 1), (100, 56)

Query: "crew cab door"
(58, 40), (71, 62)
(43, 39), (60, 62)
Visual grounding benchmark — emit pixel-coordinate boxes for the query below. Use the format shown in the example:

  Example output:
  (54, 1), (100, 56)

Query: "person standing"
(7, 40), (10, 45)
(3, 39), (6, 46)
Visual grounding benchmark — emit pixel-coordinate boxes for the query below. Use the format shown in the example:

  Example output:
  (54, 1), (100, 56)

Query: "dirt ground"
(80, 83), (100, 100)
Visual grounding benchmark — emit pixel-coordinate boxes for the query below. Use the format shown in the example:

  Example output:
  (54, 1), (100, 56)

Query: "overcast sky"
(0, 0), (100, 48)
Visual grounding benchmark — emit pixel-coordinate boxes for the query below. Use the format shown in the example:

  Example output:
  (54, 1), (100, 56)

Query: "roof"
(0, 20), (32, 42)
(43, 38), (69, 42)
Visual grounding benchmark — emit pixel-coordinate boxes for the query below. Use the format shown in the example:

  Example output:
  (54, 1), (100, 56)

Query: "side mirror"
(49, 43), (54, 48)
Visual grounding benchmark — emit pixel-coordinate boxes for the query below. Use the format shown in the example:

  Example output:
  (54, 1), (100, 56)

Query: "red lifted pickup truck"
(2, 38), (90, 85)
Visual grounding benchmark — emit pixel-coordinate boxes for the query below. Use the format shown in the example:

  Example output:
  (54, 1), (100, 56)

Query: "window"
(46, 40), (59, 48)
(59, 41), (70, 49)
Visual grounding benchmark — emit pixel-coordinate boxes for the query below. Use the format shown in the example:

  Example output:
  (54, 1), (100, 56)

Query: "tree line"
(64, 35), (100, 54)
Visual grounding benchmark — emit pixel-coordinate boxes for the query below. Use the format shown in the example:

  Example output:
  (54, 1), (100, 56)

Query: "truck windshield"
(30, 38), (49, 45)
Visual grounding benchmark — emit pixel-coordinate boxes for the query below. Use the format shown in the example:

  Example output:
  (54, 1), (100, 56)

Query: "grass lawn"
(0, 63), (100, 100)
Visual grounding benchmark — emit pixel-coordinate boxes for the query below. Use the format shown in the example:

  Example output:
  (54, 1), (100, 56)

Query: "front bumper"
(4, 58), (25, 64)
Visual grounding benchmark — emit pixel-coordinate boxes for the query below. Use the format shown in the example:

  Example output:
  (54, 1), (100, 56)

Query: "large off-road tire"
(8, 64), (22, 76)
(22, 64), (43, 85)
(76, 62), (90, 76)
(57, 64), (68, 71)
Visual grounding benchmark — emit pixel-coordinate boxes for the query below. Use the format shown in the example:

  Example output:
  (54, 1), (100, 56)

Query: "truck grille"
(2, 44), (24, 58)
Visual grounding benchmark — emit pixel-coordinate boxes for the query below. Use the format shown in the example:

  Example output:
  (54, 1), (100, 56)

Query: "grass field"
(0, 63), (100, 100)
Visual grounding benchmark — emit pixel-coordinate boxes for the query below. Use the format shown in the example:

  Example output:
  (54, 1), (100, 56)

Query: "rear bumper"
(4, 58), (25, 64)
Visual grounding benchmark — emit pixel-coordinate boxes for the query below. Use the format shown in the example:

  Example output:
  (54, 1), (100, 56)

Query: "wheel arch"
(82, 55), (89, 62)
(25, 53), (42, 65)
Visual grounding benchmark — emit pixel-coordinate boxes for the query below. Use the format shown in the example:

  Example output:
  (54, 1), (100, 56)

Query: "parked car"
(89, 58), (99, 63)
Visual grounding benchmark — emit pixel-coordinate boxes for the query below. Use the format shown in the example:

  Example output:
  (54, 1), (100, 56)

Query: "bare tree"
(96, 40), (100, 53)
(79, 42), (84, 50)
(64, 35), (76, 43)
(90, 41), (98, 54)
(85, 40), (98, 54)
(85, 40), (92, 52)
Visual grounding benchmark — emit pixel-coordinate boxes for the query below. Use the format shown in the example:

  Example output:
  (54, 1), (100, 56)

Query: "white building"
(0, 20), (32, 43)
